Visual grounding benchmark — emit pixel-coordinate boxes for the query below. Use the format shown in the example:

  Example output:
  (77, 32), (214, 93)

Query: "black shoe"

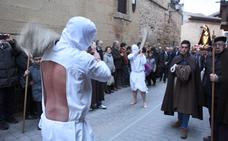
(26, 115), (37, 120)
(90, 104), (97, 110)
(152, 81), (156, 85)
(180, 128), (188, 139)
(172, 120), (181, 128)
(113, 87), (118, 91)
(122, 85), (128, 88)
(6, 117), (18, 124)
(37, 125), (41, 130)
(203, 136), (211, 141)
(105, 90), (111, 94)
(0, 121), (9, 130)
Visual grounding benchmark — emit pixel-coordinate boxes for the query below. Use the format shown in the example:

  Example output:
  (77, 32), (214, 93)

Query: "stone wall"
(137, 0), (182, 47)
(0, 0), (182, 47)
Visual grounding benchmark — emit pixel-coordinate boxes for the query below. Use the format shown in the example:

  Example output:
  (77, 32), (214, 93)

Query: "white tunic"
(39, 17), (111, 141)
(128, 45), (148, 92)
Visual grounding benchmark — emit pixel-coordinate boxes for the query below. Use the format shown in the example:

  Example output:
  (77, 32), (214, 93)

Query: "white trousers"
(40, 114), (95, 141)
(130, 71), (148, 93)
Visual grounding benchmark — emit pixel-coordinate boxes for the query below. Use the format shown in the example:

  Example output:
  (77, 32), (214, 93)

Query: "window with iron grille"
(118, 0), (127, 14)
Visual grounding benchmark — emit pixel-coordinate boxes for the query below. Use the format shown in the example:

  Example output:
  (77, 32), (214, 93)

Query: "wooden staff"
(211, 47), (215, 141)
(211, 32), (216, 141)
(22, 55), (30, 133)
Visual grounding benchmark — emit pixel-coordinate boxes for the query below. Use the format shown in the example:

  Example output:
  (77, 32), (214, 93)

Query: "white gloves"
(170, 64), (177, 73)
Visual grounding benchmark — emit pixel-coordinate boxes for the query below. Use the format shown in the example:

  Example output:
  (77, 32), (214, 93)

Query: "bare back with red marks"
(41, 61), (69, 121)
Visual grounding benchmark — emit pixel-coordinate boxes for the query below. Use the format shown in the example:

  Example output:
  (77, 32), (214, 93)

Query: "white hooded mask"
(58, 16), (97, 51)
(131, 44), (139, 54)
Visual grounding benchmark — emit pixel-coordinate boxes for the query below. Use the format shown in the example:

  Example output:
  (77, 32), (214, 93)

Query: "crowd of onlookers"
(87, 39), (182, 111)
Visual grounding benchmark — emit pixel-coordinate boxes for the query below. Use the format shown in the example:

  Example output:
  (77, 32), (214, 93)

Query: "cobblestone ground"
(0, 82), (210, 141)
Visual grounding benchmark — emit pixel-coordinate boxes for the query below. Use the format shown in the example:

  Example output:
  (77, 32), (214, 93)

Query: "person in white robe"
(19, 16), (111, 141)
(128, 44), (148, 108)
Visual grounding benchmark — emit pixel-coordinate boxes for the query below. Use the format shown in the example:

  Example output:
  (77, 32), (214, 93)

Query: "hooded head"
(59, 16), (97, 51)
(131, 44), (139, 54)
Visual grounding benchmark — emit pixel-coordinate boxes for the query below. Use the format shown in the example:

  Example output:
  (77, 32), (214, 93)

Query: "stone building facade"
(181, 12), (225, 45)
(0, 0), (182, 47)
(220, 0), (228, 31)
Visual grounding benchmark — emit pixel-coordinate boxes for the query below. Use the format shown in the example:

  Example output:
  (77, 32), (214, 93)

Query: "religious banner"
(198, 24), (212, 49)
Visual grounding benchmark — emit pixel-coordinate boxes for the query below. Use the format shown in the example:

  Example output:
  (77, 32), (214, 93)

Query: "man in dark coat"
(90, 40), (107, 110)
(112, 41), (123, 89)
(161, 40), (203, 139)
(0, 34), (27, 130)
(219, 43), (228, 141)
(95, 40), (106, 109)
(203, 36), (227, 141)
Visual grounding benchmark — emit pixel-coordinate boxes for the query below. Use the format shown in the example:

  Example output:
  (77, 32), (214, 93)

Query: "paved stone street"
(0, 82), (210, 141)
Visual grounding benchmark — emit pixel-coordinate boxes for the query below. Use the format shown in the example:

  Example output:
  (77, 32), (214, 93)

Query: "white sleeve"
(103, 54), (108, 64)
(87, 58), (111, 82)
(141, 55), (147, 65)
(128, 53), (137, 60)
(153, 59), (157, 72)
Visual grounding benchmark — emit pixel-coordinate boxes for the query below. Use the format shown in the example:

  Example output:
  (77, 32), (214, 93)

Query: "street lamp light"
(170, 0), (183, 11)
(174, 3), (184, 11)
(132, 0), (136, 13)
